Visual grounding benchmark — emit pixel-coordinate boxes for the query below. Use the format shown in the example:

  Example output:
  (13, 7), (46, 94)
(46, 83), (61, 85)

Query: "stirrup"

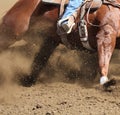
(62, 22), (75, 34)
(57, 17), (75, 34)
(79, 20), (88, 41)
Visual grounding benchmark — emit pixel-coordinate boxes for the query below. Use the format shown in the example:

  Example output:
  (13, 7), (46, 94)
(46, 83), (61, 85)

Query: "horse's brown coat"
(2, 0), (41, 36)
(1, 0), (120, 85)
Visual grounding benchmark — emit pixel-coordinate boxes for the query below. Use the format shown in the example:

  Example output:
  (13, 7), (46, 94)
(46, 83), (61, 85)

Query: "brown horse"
(1, 0), (120, 88)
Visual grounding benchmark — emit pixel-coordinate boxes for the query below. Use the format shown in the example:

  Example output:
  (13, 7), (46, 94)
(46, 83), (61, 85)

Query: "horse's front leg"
(96, 25), (116, 87)
(20, 37), (60, 87)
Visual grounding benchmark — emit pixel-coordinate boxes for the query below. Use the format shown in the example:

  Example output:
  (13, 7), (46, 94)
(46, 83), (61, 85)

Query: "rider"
(57, 0), (84, 34)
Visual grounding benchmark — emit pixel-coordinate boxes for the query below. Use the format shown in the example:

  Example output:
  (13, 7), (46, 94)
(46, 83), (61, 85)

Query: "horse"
(1, 0), (120, 89)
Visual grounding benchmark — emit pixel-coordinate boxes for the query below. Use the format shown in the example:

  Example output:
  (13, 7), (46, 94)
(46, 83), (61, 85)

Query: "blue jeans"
(62, 0), (83, 19)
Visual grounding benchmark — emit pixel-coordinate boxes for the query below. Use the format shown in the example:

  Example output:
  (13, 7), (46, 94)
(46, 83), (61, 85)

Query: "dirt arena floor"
(0, 1), (120, 115)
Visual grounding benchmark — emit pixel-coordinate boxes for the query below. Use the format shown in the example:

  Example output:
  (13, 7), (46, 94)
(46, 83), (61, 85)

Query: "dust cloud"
(0, 1), (120, 114)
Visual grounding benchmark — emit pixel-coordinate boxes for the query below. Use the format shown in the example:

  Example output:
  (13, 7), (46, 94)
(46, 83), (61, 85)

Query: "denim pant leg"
(62, 0), (83, 19)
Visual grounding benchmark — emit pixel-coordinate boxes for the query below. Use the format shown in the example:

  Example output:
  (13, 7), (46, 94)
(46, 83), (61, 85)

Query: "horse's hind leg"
(96, 25), (116, 86)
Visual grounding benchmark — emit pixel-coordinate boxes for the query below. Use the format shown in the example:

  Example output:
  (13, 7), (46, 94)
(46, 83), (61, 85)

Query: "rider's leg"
(58, 0), (83, 33)
(62, 0), (82, 18)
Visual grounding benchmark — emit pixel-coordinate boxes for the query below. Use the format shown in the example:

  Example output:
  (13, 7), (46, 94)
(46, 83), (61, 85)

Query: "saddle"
(41, 0), (69, 5)
(42, 0), (102, 9)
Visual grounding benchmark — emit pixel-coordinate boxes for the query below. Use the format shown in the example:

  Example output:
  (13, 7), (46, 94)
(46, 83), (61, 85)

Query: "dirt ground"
(0, 1), (120, 115)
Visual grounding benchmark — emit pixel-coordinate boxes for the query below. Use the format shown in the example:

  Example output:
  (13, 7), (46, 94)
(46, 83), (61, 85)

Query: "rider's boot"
(57, 15), (75, 34)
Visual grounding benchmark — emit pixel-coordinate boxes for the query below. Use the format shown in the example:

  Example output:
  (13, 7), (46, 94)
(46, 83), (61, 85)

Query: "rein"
(103, 0), (120, 8)
(86, 0), (102, 27)
(85, 0), (120, 27)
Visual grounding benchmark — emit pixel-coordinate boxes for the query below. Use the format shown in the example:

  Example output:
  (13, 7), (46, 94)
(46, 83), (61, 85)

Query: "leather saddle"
(42, 0), (102, 10)
(41, 0), (69, 5)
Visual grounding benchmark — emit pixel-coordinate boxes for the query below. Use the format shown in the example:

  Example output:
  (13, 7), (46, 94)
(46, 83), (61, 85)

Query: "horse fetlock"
(20, 75), (36, 87)
(100, 76), (108, 85)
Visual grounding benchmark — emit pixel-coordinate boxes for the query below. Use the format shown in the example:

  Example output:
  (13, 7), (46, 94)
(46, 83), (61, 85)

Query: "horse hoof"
(103, 78), (116, 91)
(103, 78), (116, 87)
(20, 75), (36, 87)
